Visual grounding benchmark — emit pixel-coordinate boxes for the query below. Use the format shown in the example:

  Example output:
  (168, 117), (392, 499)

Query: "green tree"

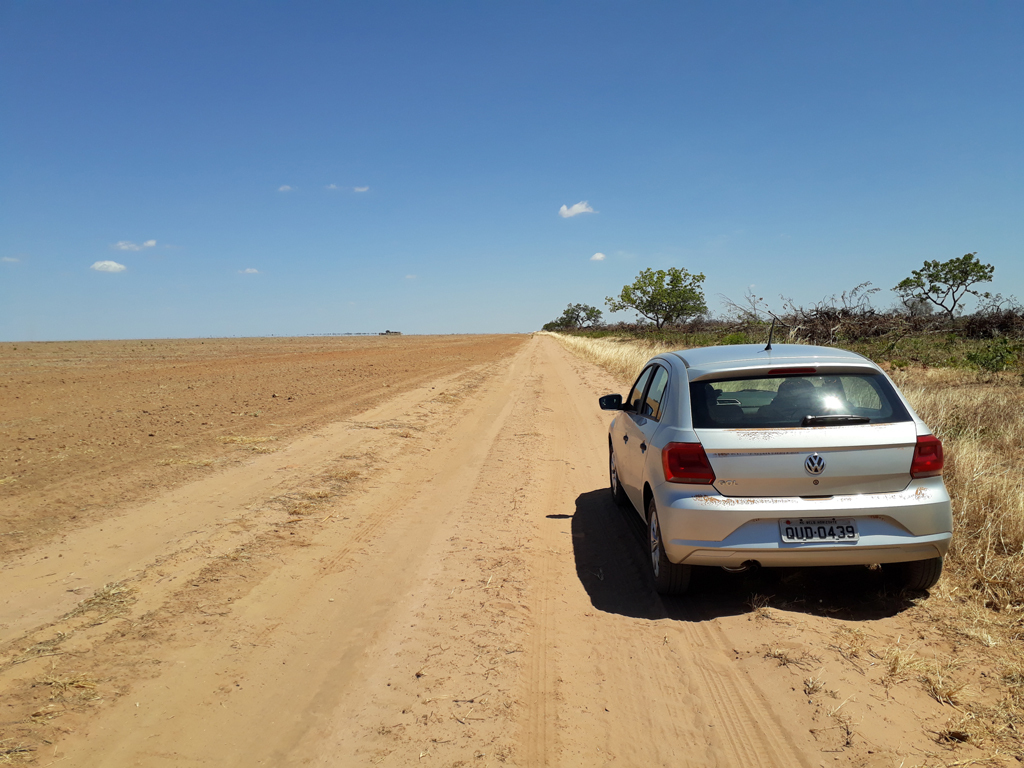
(606, 267), (707, 329)
(542, 302), (602, 331)
(893, 253), (994, 319)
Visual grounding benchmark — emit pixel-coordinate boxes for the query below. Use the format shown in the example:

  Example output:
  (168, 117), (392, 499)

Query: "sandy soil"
(0, 335), (990, 766)
(0, 335), (521, 558)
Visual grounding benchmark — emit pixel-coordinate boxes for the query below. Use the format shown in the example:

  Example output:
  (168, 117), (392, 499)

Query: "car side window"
(626, 367), (655, 413)
(642, 366), (669, 420)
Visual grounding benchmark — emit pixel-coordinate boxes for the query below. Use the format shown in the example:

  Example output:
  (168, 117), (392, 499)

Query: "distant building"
(380, 330), (402, 336)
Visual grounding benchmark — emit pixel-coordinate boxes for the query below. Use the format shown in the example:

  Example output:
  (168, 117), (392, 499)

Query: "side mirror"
(599, 394), (624, 411)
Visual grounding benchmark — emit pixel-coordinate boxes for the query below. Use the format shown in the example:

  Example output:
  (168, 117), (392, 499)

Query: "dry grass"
(64, 581), (137, 623)
(218, 435), (278, 454)
(830, 626), (869, 666)
(0, 740), (34, 764)
(880, 643), (929, 680)
(920, 663), (967, 705)
(5, 634), (69, 668)
(540, 331), (673, 382)
(826, 702), (856, 747)
(36, 672), (99, 702)
(157, 457), (215, 467)
(764, 645), (820, 669)
(804, 670), (826, 695)
(324, 469), (360, 484)
(889, 368), (1024, 613)
(746, 593), (779, 622)
(0, 476), (16, 486)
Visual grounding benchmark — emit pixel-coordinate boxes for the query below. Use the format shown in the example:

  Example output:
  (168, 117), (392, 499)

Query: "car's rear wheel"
(609, 444), (629, 507)
(884, 556), (943, 591)
(647, 497), (691, 595)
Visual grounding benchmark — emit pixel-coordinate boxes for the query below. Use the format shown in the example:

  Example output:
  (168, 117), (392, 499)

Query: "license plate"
(779, 517), (859, 543)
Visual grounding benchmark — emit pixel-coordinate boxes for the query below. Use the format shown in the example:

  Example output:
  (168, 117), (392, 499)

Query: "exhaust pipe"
(721, 560), (759, 574)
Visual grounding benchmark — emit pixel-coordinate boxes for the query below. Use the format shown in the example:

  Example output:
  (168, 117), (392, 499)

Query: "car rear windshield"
(689, 373), (912, 429)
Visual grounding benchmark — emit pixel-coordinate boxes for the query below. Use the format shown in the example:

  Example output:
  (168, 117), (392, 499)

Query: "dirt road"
(1, 336), (974, 766)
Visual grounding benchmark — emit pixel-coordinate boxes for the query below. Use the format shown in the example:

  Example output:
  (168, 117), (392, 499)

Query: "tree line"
(543, 253), (1017, 334)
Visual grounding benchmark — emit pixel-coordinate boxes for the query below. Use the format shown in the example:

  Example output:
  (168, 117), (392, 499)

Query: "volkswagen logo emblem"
(805, 453), (826, 475)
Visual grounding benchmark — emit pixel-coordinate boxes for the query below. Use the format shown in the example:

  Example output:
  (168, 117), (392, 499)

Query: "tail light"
(662, 442), (716, 484)
(911, 434), (944, 478)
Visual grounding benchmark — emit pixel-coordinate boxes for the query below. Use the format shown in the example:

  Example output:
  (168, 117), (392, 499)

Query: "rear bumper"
(674, 533), (951, 567)
(653, 477), (953, 568)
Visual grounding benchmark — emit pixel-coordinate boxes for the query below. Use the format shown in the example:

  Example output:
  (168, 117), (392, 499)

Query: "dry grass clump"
(539, 332), (674, 382)
(0, 740), (34, 764)
(830, 626), (869, 665)
(36, 672), (99, 702)
(64, 582), (137, 623)
(803, 671), (826, 696)
(218, 435), (278, 453)
(157, 457), (215, 467)
(920, 663), (967, 705)
(764, 645), (820, 669)
(880, 643), (928, 680)
(326, 469), (360, 482)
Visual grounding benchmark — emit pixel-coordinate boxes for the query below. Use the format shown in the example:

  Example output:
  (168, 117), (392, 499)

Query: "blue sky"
(2, 1), (1022, 340)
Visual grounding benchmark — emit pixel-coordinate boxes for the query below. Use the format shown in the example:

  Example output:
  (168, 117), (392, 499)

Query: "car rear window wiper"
(801, 414), (871, 427)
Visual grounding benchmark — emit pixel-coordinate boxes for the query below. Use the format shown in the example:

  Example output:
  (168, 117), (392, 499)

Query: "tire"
(647, 497), (691, 595)
(609, 444), (629, 508)
(884, 556), (943, 591)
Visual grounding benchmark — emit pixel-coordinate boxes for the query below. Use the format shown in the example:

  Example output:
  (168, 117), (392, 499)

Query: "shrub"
(966, 337), (1019, 373)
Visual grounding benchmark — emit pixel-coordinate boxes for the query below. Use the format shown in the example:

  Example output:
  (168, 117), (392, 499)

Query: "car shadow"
(570, 488), (919, 623)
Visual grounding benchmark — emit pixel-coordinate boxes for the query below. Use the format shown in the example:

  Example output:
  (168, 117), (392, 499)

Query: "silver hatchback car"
(599, 344), (953, 595)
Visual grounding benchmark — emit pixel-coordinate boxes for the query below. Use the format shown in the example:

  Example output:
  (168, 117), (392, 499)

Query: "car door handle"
(640, 442), (647, 453)
(622, 435), (629, 443)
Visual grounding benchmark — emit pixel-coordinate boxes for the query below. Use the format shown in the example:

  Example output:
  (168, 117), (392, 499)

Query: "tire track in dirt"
(515, 349), (565, 766)
(671, 605), (813, 768)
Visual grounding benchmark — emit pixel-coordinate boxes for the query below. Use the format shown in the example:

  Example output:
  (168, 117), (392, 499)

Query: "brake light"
(769, 367), (816, 374)
(662, 442), (716, 484)
(911, 434), (944, 478)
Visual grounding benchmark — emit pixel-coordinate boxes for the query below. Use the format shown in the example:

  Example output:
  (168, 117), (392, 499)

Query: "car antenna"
(765, 318), (776, 352)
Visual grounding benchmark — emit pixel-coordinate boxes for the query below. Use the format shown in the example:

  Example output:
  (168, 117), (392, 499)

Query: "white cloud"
(240, 268), (259, 274)
(353, 186), (369, 192)
(405, 274), (417, 280)
(278, 185), (293, 192)
(590, 252), (606, 261)
(114, 239), (156, 251)
(91, 260), (126, 273)
(326, 184), (339, 190)
(1, 256), (19, 263)
(558, 201), (595, 218)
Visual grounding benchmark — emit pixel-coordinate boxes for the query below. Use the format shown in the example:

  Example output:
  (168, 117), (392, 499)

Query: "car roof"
(654, 344), (879, 382)
(669, 343), (868, 367)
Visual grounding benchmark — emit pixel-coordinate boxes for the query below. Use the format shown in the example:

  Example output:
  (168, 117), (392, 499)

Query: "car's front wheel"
(647, 497), (691, 595)
(609, 445), (629, 507)
(883, 556), (943, 591)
